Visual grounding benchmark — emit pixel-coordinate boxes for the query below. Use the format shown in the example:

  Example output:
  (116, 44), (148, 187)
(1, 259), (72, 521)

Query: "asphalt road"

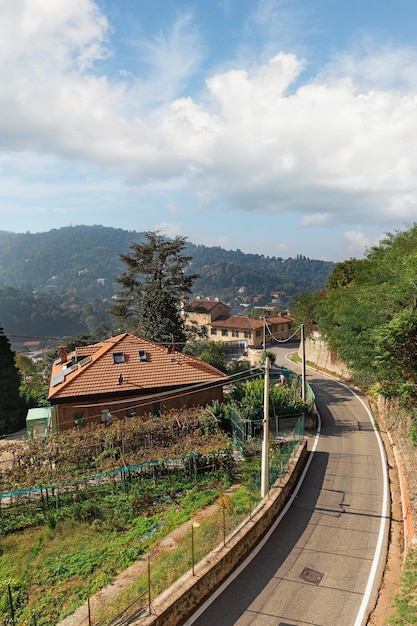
(185, 344), (389, 626)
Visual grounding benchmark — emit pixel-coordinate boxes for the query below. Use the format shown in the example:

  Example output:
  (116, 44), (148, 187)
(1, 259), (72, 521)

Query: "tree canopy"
(110, 232), (199, 345)
(311, 224), (417, 403)
(0, 325), (24, 432)
(182, 340), (228, 372)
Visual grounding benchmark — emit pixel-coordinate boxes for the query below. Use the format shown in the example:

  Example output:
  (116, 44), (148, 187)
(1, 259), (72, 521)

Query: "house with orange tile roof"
(47, 334), (228, 432)
(182, 300), (294, 349)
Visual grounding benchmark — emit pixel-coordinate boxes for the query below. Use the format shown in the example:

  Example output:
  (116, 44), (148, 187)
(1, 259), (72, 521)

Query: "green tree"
(0, 325), (24, 433)
(183, 340), (227, 372)
(15, 353), (49, 407)
(230, 377), (307, 421)
(110, 232), (199, 345)
(247, 307), (279, 320)
(260, 350), (276, 366)
(315, 224), (417, 399)
(326, 258), (366, 290)
(372, 307), (417, 402)
(199, 341), (227, 372)
(290, 291), (321, 336)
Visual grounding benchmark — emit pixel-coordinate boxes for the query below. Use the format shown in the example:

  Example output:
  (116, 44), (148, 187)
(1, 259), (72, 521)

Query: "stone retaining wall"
(302, 333), (349, 378)
(137, 441), (309, 626)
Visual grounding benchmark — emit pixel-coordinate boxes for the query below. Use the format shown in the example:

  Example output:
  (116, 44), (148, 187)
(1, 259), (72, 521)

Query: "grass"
(93, 484), (259, 626)
(385, 547), (417, 625)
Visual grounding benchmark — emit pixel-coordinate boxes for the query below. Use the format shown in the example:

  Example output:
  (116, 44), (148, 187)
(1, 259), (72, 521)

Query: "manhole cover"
(300, 567), (323, 585)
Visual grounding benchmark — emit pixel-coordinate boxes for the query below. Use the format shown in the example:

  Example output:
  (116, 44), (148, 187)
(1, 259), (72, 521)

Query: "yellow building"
(183, 300), (294, 349)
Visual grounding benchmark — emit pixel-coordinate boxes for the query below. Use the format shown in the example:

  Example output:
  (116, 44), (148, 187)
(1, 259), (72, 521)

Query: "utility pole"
(263, 316), (266, 352)
(301, 324), (306, 402)
(261, 356), (270, 498)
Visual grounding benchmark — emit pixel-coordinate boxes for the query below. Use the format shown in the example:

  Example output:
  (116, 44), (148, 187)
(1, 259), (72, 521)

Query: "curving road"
(185, 344), (389, 626)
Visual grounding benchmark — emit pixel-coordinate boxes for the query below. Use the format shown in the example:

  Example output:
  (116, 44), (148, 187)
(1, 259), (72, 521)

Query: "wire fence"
(70, 418), (304, 626)
(1, 416), (305, 626)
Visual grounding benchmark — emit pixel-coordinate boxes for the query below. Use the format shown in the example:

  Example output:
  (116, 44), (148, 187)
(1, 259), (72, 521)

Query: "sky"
(1, 1), (417, 261)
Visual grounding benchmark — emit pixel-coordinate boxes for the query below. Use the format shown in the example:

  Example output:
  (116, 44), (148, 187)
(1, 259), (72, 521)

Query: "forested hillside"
(0, 225), (333, 337)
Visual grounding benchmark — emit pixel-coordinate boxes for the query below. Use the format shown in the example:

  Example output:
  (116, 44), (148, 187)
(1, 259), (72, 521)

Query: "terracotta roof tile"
(48, 334), (227, 401)
(210, 314), (293, 330)
(188, 300), (228, 312)
(266, 315), (294, 324)
(75, 345), (101, 358)
(211, 316), (263, 330)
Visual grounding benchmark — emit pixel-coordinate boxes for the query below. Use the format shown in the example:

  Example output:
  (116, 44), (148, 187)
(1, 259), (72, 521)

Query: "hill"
(0, 225), (334, 337)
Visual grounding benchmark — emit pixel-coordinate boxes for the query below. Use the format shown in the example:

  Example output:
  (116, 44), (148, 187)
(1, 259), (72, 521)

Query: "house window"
(232, 330), (239, 338)
(126, 407), (136, 419)
(152, 402), (161, 416)
(138, 350), (147, 362)
(101, 409), (111, 423)
(256, 330), (261, 337)
(222, 329), (228, 336)
(244, 331), (251, 339)
(74, 412), (85, 427)
(210, 328), (217, 335)
(113, 352), (125, 364)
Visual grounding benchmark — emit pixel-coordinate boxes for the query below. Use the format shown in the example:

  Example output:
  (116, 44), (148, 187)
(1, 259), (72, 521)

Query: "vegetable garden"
(0, 371), (310, 625)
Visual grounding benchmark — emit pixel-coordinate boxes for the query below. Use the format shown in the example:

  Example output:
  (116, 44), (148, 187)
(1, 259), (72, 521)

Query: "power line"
(53, 367), (263, 428)
(264, 320), (301, 344)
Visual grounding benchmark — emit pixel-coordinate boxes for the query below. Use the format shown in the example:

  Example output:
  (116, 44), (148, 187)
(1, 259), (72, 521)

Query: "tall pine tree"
(110, 232), (198, 346)
(0, 325), (23, 433)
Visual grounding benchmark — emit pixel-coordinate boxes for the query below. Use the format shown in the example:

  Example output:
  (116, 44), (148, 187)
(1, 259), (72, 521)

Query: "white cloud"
(1, 1), (417, 237)
(132, 12), (203, 107)
(0, 0), (109, 72)
(322, 41), (417, 92)
(344, 229), (383, 257)
(300, 213), (331, 227)
(153, 221), (183, 238)
(164, 200), (183, 215)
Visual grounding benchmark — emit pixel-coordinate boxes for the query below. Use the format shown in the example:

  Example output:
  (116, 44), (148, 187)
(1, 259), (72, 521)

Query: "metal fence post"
(147, 555), (151, 614)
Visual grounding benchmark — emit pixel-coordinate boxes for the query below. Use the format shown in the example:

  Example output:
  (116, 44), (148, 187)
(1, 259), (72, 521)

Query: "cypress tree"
(0, 325), (23, 433)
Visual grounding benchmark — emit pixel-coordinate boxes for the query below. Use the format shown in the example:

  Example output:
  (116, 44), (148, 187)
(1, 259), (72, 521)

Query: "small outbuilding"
(26, 406), (55, 438)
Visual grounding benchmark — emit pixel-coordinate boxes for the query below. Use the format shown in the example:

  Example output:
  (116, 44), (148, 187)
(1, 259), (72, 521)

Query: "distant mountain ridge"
(0, 225), (334, 337)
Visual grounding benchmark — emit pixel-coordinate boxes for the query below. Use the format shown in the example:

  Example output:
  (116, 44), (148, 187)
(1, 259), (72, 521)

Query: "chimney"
(60, 346), (68, 364)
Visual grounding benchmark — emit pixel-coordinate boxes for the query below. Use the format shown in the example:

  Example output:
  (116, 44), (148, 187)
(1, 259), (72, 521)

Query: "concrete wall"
(137, 441), (308, 626)
(301, 332), (350, 378)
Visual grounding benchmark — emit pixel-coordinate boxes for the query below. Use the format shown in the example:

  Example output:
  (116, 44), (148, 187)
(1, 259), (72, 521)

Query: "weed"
(45, 511), (57, 530)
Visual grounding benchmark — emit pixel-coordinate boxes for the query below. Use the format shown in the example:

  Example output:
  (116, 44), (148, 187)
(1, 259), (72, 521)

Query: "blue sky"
(1, 1), (417, 261)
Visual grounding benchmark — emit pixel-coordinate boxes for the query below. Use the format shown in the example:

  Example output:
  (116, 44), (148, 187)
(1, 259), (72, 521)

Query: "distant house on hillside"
(182, 299), (294, 350)
(47, 333), (228, 432)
